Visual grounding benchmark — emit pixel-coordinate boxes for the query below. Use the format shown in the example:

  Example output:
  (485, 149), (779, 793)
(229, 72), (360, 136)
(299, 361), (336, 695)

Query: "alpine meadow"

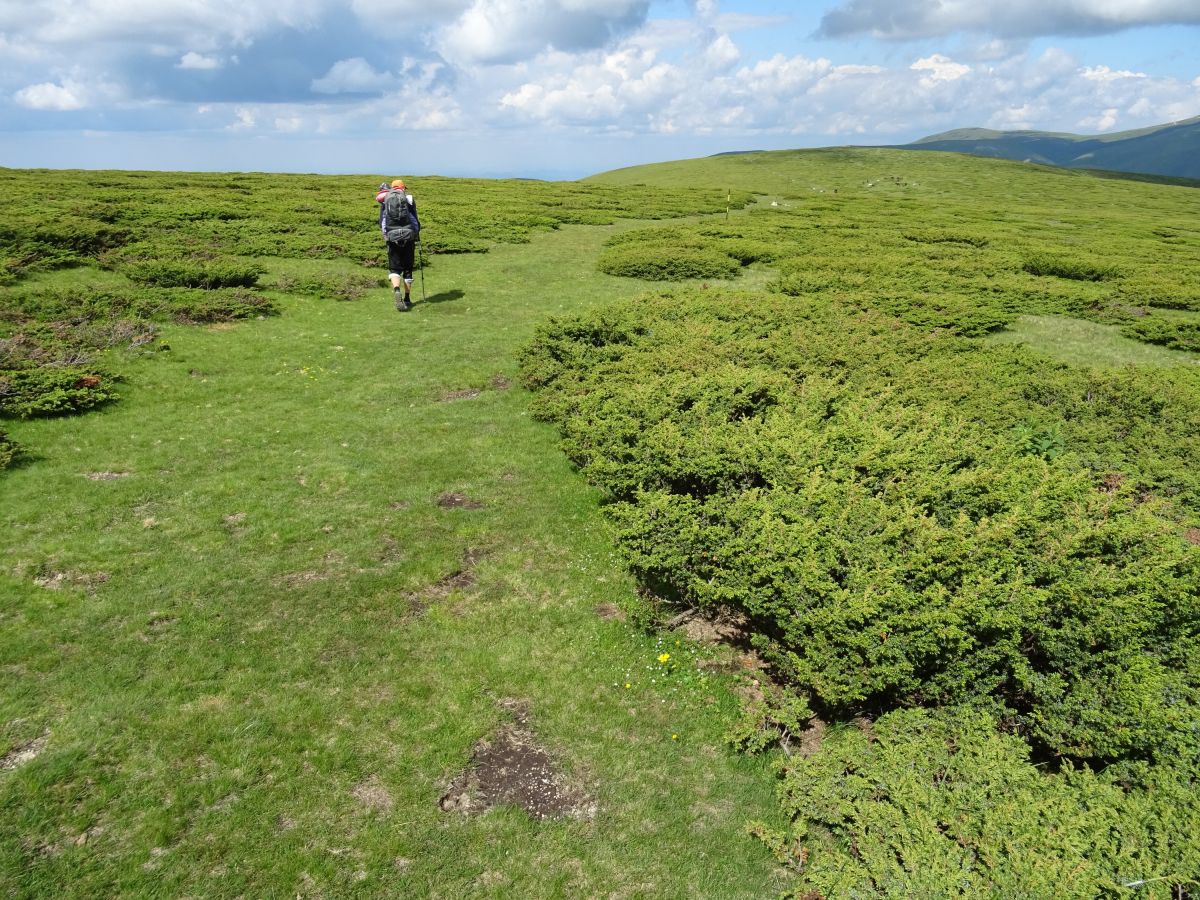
(2, 147), (1199, 898)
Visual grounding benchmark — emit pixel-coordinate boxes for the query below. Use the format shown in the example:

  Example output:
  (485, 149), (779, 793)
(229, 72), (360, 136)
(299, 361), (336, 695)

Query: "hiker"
(376, 178), (421, 311)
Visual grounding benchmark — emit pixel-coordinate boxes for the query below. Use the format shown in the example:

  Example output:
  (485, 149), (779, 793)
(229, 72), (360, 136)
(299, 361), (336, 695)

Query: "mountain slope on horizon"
(903, 115), (1200, 180)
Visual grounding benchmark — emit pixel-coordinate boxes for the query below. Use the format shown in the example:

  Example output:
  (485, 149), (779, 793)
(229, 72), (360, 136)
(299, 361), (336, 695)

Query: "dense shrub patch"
(0, 366), (119, 417)
(522, 286), (1200, 893)
(272, 269), (381, 302)
(754, 707), (1200, 898)
(598, 244), (741, 280)
(1022, 253), (1122, 281)
(589, 176), (1200, 358)
(122, 259), (264, 289)
(1123, 314), (1200, 353)
(521, 290), (1200, 758)
(2, 286), (276, 326)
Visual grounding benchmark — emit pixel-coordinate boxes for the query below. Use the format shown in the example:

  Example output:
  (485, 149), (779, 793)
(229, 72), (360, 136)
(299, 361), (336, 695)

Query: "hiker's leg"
(401, 243), (415, 297)
(387, 241), (404, 289)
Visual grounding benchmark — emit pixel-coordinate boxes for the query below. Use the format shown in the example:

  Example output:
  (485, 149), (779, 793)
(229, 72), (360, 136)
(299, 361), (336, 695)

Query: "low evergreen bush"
(598, 244), (741, 281)
(0, 366), (118, 417)
(521, 290), (1200, 767)
(0, 428), (18, 468)
(122, 259), (264, 289)
(754, 707), (1200, 898)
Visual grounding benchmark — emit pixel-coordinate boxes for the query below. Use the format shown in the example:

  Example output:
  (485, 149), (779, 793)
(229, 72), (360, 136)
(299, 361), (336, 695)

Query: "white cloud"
(21, 0), (331, 46)
(819, 0), (1200, 40)
(0, 32), (48, 64)
(14, 79), (85, 110)
(0, 0), (1196, 175)
(311, 57), (396, 94)
(494, 29), (1200, 143)
(1080, 65), (1147, 82)
(437, 0), (650, 65)
(13, 72), (121, 110)
(229, 106), (257, 130)
(911, 54), (971, 85)
(1080, 106), (1119, 130)
(178, 51), (222, 70)
(702, 34), (740, 72)
(350, 0), (471, 23)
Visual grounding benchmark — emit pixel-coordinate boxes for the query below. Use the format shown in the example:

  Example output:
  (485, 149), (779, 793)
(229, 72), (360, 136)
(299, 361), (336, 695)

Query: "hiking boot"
(393, 287), (405, 310)
(401, 295), (413, 311)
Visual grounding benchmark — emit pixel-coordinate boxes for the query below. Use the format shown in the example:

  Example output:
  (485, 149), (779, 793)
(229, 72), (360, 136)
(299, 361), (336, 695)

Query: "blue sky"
(1, 0), (1197, 179)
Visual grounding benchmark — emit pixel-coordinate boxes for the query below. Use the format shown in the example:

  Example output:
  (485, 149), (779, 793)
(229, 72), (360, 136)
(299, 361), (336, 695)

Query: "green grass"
(987, 314), (1200, 367)
(0, 218), (788, 896)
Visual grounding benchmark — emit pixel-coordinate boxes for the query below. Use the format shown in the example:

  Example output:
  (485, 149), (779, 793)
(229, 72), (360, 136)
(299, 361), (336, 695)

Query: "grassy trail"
(1, 223), (786, 896)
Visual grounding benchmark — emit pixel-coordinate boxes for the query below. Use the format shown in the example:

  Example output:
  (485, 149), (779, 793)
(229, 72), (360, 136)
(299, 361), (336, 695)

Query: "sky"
(1, 0), (1198, 179)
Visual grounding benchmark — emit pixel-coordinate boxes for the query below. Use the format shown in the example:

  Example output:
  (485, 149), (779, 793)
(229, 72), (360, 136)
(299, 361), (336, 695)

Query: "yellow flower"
(657, 652), (670, 663)
(672, 734), (679, 741)
(624, 683), (631, 689)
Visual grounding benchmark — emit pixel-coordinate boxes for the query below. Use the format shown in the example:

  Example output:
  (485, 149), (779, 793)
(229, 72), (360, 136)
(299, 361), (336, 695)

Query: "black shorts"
(387, 239), (415, 280)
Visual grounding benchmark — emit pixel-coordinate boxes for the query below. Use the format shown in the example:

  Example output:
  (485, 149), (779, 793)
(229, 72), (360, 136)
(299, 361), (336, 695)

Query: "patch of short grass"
(986, 313), (1200, 367)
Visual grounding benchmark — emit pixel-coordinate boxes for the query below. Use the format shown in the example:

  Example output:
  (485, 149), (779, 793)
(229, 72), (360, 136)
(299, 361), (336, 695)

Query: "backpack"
(383, 190), (414, 245)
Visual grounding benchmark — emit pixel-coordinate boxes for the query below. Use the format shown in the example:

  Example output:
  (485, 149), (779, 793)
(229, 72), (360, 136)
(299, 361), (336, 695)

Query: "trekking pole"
(417, 239), (427, 303)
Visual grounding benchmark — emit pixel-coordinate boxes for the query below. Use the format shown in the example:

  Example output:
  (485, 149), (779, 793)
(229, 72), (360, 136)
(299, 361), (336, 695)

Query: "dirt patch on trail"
(677, 608), (751, 645)
(440, 699), (594, 821)
(1, 731), (49, 771)
(437, 492), (484, 509)
(407, 547), (485, 614)
(32, 570), (109, 592)
(439, 388), (483, 402)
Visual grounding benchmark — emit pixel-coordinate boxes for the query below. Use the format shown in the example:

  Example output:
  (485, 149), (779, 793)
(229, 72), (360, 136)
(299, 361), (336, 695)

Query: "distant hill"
(903, 115), (1200, 180)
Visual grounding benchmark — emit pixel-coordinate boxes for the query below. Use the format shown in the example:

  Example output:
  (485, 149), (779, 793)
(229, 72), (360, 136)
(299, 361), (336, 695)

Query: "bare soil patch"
(490, 374), (513, 390)
(1, 731), (49, 771)
(594, 602), (625, 621)
(407, 547), (485, 613)
(677, 608), (751, 645)
(83, 471), (129, 481)
(437, 492), (485, 509)
(439, 388), (483, 402)
(440, 700), (594, 821)
(1186, 527), (1200, 546)
(795, 718), (827, 758)
(32, 570), (109, 591)
(352, 775), (395, 815)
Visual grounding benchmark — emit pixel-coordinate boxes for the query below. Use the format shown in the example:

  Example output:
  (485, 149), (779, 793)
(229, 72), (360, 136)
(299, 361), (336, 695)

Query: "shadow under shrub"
(0, 428), (19, 468)
(1022, 253), (1121, 281)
